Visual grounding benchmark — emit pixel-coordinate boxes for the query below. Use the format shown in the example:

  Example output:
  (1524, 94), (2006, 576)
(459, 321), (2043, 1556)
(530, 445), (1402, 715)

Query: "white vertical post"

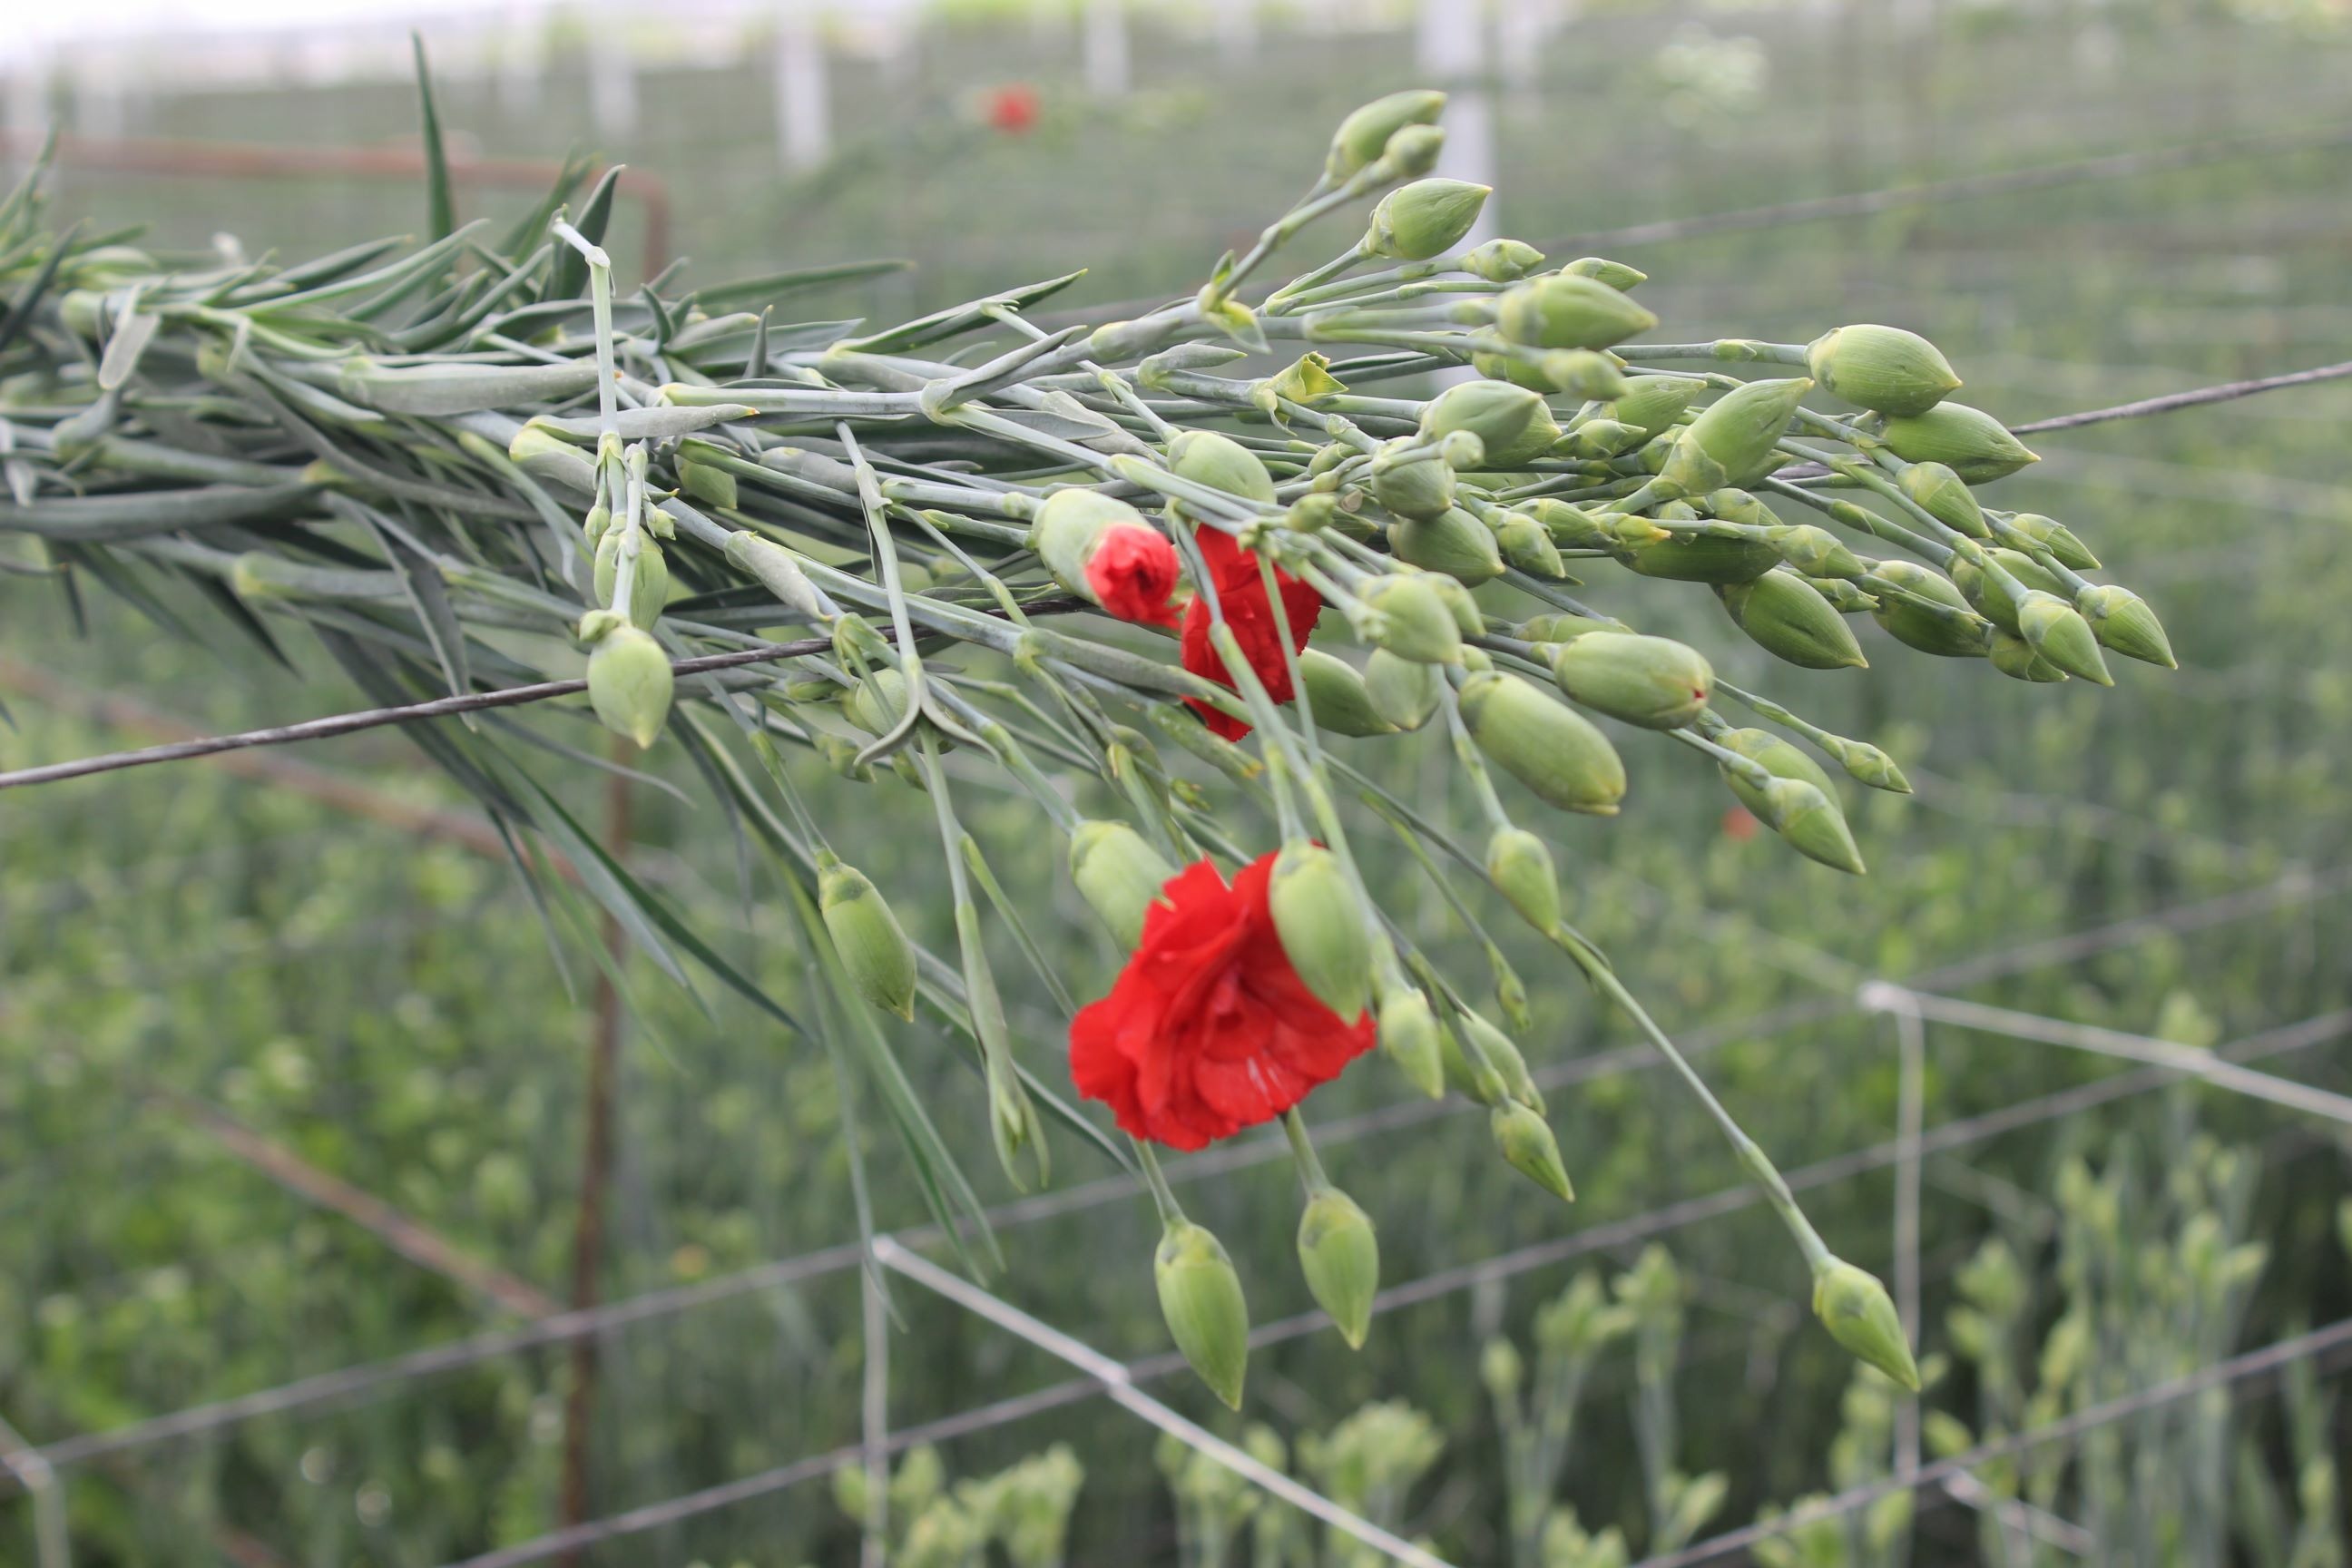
(1496, 0), (1550, 96)
(1213, 0), (1259, 64)
(1083, 0), (1130, 99)
(774, 2), (830, 173)
(499, 2), (546, 116)
(6, 52), (54, 182)
(588, 26), (637, 140)
(72, 51), (128, 142)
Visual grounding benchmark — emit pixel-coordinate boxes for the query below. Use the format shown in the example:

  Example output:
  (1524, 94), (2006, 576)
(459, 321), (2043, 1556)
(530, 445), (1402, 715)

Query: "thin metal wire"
(875, 1239), (1455, 1568)
(11, 863), (2341, 1480)
(2008, 360), (2352, 434)
(1628, 1313), (2352, 1568)
(0, 1408), (71, 1568)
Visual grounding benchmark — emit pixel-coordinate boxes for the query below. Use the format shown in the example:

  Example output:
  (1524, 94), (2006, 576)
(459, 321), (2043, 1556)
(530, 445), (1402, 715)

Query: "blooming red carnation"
(1070, 853), (1375, 1151)
(1085, 523), (1181, 626)
(1180, 525), (1324, 740)
(986, 84), (1041, 134)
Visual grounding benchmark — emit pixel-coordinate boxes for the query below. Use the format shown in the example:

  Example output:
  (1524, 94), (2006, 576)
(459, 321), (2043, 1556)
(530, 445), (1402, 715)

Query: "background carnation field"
(4, 2), (2352, 1564)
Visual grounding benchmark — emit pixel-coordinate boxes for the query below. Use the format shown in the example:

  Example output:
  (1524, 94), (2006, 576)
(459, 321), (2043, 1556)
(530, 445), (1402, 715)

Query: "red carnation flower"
(987, 84), (1041, 134)
(1180, 525), (1324, 740)
(1085, 523), (1181, 626)
(1070, 853), (1375, 1151)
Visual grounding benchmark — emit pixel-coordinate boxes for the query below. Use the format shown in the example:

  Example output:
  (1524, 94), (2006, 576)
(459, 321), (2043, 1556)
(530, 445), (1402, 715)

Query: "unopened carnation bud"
(2005, 512), (2099, 571)
(1377, 983), (1446, 1098)
(1458, 670), (1628, 816)
(1168, 429), (1277, 505)
(677, 454), (738, 511)
(1823, 735), (1913, 793)
(1896, 461), (1988, 539)
(1550, 632), (1714, 729)
(1811, 1258), (1921, 1390)
(846, 666), (910, 736)
(1719, 572), (1869, 670)
(1422, 380), (1560, 469)
(1462, 238), (1545, 282)
(1296, 649), (1398, 736)
(1763, 524), (1866, 579)
(1879, 402), (2040, 483)
(2015, 590), (2113, 686)
(1717, 728), (1864, 874)
(1950, 546), (2060, 632)
(1069, 819), (1176, 946)
(1560, 416), (1643, 459)
(1496, 274), (1657, 351)
(1270, 842), (1373, 1019)
(1480, 1336), (1525, 1398)
(594, 533), (670, 629)
(1436, 428), (1486, 470)
(1608, 376), (1703, 440)
(1805, 324), (1961, 416)
(1988, 628), (2068, 682)
(1701, 487), (1772, 528)
(506, 423), (597, 495)
(1366, 179), (1492, 261)
(2075, 583), (2175, 669)
(1286, 493), (1340, 533)
(818, 853), (917, 1021)
(724, 530), (830, 622)
(1357, 573), (1464, 664)
(1155, 1220), (1251, 1410)
(1031, 488), (1145, 583)
(1490, 1102), (1574, 1201)
(1563, 255), (1647, 291)
(582, 503), (612, 545)
(1298, 1189), (1380, 1349)
(1496, 513), (1566, 578)
(1658, 377), (1814, 495)
(1461, 1009), (1540, 1110)
(585, 623), (672, 749)
(1486, 827), (1562, 932)
(1325, 90), (1447, 180)
(1369, 437), (1455, 522)
(1540, 348), (1628, 400)
(1381, 122), (1446, 178)
(1526, 498), (1617, 550)
(1388, 508), (1504, 583)
(1867, 559), (1991, 657)
(1364, 647), (1445, 730)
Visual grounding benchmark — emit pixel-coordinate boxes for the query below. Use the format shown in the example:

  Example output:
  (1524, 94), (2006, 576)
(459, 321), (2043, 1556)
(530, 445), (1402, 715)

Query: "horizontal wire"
(2009, 359), (2352, 434)
(430, 1004), (2352, 1567)
(13, 861), (2342, 1478)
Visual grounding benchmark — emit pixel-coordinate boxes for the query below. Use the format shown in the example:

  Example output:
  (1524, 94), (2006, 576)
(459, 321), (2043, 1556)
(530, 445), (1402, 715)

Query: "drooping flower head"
(1071, 852), (1375, 1151)
(1180, 525), (1325, 740)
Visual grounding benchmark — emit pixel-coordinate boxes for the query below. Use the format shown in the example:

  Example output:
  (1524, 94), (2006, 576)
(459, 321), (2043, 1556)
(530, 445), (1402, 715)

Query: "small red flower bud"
(1083, 523), (1181, 627)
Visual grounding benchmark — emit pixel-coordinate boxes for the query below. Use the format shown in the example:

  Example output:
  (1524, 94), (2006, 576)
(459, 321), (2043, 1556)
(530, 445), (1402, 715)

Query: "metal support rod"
(0, 1410), (70, 1568)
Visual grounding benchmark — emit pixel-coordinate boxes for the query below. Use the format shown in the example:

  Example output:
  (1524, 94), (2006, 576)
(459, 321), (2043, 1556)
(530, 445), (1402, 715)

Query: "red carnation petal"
(1083, 524), (1181, 626)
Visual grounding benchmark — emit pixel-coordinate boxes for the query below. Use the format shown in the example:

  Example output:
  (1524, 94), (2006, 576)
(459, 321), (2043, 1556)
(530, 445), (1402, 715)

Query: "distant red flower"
(1721, 806), (1759, 842)
(1071, 853), (1375, 1151)
(987, 84), (1041, 133)
(1085, 523), (1181, 626)
(1180, 525), (1324, 740)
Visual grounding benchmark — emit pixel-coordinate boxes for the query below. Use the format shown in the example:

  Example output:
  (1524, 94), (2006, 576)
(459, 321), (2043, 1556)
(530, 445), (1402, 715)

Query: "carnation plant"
(0, 74), (2180, 1416)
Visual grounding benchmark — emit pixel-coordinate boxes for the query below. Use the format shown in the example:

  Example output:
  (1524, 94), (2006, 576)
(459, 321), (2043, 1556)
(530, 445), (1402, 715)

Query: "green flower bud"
(1462, 1009), (1541, 1110)
(1496, 512), (1566, 577)
(1988, 628), (2068, 682)
(1296, 649), (1398, 736)
(1462, 238), (1546, 282)
(1030, 487), (1146, 592)
(1896, 461), (1988, 539)
(1380, 122), (1446, 179)
(1377, 984), (1447, 1098)
(1364, 647), (1445, 730)
(1421, 380), (1562, 469)
(1168, 429), (1277, 505)
(1717, 727), (1864, 875)
(1762, 524), (1866, 579)
(1822, 735), (1913, 793)
(585, 623), (672, 749)
(1811, 1258), (1921, 1390)
(1369, 437), (1455, 522)
(1436, 428), (1486, 470)
(1657, 377), (1814, 495)
(1298, 1189), (1379, 1350)
(1550, 632), (1713, 729)
(1559, 417), (1644, 459)
(818, 854), (918, 1021)
(724, 530), (830, 622)
(1264, 351), (1348, 409)
(1480, 1336), (1525, 1398)
(1325, 90), (1447, 181)
(1388, 509), (1504, 583)
(593, 532), (670, 629)
(1607, 376), (1703, 440)
(1622, 534), (1780, 584)
(2004, 512), (2099, 571)
(1425, 572), (1485, 637)
(1458, 670), (1628, 816)
(1541, 348), (1628, 400)
(1156, 1220), (1251, 1410)
(1270, 842), (1373, 1019)
(506, 423), (597, 495)
(1491, 1102), (1574, 1201)
(1366, 178), (1492, 261)
(1470, 348), (1568, 392)
(1519, 611), (1621, 642)
(1529, 498), (1653, 550)
(1719, 572), (1869, 670)
(2015, 590), (2113, 686)
(1069, 819), (1177, 946)
(847, 666), (911, 736)
(816, 731), (875, 781)
(2075, 583), (2175, 669)
(582, 503), (612, 545)
(1867, 559), (1991, 657)
(1358, 573), (1465, 664)
(1287, 493), (1340, 534)
(1700, 487), (1773, 528)
(1486, 827), (1562, 932)
(677, 455), (739, 511)
(1805, 324), (1961, 416)
(1950, 547), (2062, 632)
(1563, 255), (1647, 291)
(1879, 401), (2040, 483)
(1808, 575), (1879, 613)
(1495, 274), (1658, 351)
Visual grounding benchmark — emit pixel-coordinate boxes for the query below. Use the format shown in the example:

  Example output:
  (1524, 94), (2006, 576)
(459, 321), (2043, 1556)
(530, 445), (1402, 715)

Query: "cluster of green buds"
(0, 80), (2177, 1411)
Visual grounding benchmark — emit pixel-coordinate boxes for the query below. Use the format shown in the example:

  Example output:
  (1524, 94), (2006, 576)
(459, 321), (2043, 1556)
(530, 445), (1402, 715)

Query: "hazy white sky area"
(9, 0), (508, 50)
